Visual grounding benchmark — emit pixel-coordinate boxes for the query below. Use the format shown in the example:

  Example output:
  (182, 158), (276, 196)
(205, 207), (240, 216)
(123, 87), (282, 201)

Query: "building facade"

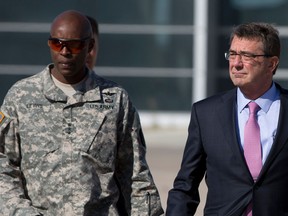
(0, 0), (288, 127)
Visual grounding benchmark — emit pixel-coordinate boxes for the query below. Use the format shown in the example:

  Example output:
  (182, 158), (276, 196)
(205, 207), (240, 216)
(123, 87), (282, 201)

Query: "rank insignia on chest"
(103, 92), (116, 104)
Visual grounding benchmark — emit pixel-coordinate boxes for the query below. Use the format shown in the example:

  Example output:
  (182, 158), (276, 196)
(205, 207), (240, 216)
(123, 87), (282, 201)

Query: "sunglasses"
(48, 36), (90, 54)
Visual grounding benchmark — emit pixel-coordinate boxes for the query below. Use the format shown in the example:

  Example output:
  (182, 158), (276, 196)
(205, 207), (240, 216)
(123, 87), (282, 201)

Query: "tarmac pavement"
(144, 127), (207, 216)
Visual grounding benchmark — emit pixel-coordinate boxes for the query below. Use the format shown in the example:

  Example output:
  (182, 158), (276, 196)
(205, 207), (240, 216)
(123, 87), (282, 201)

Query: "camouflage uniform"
(0, 64), (164, 216)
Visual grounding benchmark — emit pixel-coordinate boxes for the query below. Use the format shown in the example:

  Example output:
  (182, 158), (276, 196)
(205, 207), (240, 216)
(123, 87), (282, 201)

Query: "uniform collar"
(43, 64), (101, 103)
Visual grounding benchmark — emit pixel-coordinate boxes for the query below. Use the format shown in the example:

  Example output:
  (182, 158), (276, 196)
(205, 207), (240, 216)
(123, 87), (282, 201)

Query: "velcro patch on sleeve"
(0, 111), (11, 130)
(0, 111), (5, 124)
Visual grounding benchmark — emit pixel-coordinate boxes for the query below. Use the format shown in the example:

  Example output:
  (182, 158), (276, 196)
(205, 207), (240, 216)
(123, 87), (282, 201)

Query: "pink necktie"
(244, 102), (262, 180)
(244, 102), (262, 216)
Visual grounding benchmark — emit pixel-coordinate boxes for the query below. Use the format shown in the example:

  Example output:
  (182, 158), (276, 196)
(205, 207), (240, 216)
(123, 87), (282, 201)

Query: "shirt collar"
(237, 82), (280, 113)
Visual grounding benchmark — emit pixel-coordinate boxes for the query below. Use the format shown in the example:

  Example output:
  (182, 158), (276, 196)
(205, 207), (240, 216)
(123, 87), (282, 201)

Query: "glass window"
(0, 0), (193, 25)
(98, 34), (192, 68)
(0, 33), (49, 65)
(219, 0), (288, 26)
(108, 76), (192, 111)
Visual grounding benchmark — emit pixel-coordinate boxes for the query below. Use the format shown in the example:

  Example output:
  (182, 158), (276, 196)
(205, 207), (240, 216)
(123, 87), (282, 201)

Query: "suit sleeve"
(166, 104), (206, 215)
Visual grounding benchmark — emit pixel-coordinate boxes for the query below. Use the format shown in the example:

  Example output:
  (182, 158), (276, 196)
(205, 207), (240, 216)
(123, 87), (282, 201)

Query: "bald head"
(50, 10), (92, 39)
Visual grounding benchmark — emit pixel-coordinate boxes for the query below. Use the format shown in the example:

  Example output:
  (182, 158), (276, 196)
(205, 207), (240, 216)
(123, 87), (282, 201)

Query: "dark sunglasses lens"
(65, 41), (86, 53)
(48, 39), (62, 52)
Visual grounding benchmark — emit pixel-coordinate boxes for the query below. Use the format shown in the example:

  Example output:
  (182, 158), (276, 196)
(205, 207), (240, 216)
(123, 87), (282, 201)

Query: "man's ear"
(88, 38), (95, 52)
(269, 56), (279, 71)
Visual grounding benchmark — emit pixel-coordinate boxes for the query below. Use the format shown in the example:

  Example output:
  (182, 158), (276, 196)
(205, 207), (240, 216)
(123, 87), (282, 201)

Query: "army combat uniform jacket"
(0, 64), (163, 216)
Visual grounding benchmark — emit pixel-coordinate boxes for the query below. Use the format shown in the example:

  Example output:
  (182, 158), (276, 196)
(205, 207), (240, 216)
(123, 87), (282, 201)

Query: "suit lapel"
(216, 89), (249, 168)
(260, 90), (288, 176)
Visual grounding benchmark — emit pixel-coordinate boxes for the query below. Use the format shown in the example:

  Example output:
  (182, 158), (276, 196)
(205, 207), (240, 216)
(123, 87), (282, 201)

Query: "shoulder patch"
(0, 111), (11, 130)
(0, 111), (5, 124)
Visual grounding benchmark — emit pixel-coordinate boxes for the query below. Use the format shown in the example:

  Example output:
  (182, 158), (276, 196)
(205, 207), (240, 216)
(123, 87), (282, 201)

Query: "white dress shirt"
(237, 82), (280, 164)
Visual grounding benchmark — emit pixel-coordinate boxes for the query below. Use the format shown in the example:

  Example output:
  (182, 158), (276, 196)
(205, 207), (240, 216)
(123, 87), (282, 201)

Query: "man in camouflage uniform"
(0, 10), (163, 216)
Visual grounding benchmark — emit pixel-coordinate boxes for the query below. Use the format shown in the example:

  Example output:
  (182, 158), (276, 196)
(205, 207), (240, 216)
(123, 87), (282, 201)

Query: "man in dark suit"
(166, 22), (286, 216)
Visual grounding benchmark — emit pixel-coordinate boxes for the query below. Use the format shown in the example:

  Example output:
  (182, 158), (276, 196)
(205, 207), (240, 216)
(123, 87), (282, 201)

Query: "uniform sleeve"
(0, 108), (41, 215)
(115, 93), (164, 216)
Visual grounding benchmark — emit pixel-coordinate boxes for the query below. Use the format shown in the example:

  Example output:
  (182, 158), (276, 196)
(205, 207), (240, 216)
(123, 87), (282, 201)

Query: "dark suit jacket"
(166, 84), (288, 216)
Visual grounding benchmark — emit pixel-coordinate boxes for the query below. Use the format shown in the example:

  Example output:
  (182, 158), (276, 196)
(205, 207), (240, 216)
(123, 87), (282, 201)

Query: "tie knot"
(248, 101), (260, 114)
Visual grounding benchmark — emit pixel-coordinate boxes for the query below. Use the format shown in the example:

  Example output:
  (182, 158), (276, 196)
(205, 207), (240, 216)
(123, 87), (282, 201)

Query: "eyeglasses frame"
(224, 51), (273, 62)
